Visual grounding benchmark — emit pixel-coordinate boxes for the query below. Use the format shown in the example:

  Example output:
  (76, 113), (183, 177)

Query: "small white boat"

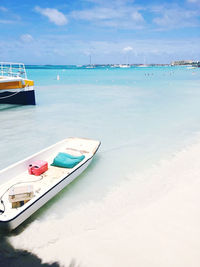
(0, 62), (35, 105)
(0, 137), (100, 230)
(119, 64), (130, 68)
(138, 64), (148, 68)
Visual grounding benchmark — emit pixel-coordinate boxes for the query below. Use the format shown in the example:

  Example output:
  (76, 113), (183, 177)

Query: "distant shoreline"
(23, 62), (199, 68)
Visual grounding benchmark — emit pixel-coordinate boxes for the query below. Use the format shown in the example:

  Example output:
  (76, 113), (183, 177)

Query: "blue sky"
(0, 0), (200, 64)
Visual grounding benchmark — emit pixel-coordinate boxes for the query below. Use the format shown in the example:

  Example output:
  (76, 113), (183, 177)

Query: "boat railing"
(0, 62), (27, 79)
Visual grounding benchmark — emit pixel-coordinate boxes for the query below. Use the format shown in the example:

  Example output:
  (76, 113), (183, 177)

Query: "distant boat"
(86, 65), (95, 69)
(138, 55), (148, 67)
(119, 64), (130, 68)
(86, 54), (95, 68)
(138, 64), (148, 68)
(0, 62), (35, 105)
(111, 64), (120, 68)
(0, 137), (100, 230)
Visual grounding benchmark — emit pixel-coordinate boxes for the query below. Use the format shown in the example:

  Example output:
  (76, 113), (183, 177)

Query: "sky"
(0, 0), (200, 64)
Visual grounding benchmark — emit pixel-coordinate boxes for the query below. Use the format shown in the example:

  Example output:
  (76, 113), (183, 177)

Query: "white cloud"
(0, 19), (14, 24)
(71, 7), (121, 21)
(83, 0), (135, 7)
(1, 35), (200, 64)
(123, 46), (133, 52)
(0, 6), (8, 12)
(131, 11), (144, 22)
(0, 7), (21, 24)
(35, 6), (68, 26)
(69, 0), (144, 29)
(152, 4), (199, 29)
(70, 5), (145, 29)
(20, 34), (34, 43)
(187, 0), (200, 3)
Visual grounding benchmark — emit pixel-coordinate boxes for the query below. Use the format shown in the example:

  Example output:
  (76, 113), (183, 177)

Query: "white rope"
(0, 89), (23, 99)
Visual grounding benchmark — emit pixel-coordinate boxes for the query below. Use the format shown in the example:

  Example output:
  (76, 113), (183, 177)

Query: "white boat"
(0, 137), (100, 230)
(138, 64), (148, 68)
(119, 64), (130, 68)
(0, 62), (35, 105)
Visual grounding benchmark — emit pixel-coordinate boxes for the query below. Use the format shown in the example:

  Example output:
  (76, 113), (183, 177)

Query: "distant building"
(171, 60), (199, 66)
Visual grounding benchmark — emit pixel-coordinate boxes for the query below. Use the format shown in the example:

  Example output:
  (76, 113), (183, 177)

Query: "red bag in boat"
(28, 160), (48, 176)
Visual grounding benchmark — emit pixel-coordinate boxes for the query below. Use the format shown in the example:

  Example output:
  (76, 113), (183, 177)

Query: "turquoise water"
(1, 65), (200, 194)
(1, 66), (200, 171)
(1, 65), (200, 266)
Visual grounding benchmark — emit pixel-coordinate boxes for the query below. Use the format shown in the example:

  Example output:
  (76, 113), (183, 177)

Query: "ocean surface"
(0, 65), (200, 266)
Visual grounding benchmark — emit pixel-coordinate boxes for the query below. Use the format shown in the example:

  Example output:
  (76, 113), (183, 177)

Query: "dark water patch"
(0, 235), (60, 267)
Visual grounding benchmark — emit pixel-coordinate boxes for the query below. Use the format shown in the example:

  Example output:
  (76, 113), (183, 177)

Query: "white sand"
(9, 139), (200, 267)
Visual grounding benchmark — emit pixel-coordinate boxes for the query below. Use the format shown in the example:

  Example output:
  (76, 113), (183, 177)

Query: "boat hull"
(0, 89), (36, 105)
(0, 158), (92, 231)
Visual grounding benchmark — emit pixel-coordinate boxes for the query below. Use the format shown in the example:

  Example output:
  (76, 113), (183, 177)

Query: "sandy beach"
(8, 135), (200, 266)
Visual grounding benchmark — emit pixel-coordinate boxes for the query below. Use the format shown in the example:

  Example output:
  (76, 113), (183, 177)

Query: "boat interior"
(0, 138), (100, 221)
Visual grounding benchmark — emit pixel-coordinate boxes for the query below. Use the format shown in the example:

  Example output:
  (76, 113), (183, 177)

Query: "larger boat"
(0, 137), (100, 230)
(0, 62), (36, 105)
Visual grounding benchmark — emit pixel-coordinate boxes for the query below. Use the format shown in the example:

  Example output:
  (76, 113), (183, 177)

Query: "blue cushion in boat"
(51, 152), (85, 168)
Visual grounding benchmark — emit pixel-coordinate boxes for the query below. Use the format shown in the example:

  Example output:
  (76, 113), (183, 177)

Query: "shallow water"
(1, 65), (200, 266)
